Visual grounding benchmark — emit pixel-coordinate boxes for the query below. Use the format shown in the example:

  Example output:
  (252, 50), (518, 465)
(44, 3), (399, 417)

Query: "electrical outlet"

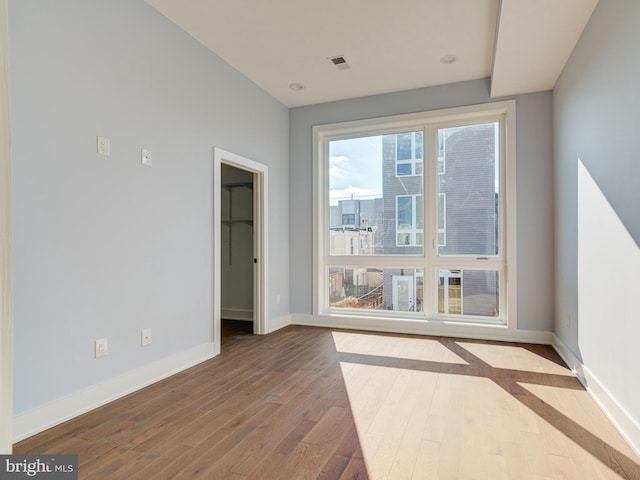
(141, 328), (152, 346)
(97, 136), (110, 156)
(141, 148), (152, 166)
(95, 338), (108, 358)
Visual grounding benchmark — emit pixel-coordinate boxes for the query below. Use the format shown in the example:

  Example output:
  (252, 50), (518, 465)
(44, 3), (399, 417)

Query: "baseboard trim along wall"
(266, 314), (292, 334)
(221, 308), (253, 321)
(290, 313), (554, 345)
(13, 342), (217, 443)
(551, 334), (640, 459)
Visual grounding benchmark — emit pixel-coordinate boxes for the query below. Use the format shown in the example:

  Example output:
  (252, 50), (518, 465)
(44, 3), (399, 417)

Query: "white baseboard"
(13, 342), (217, 443)
(266, 314), (292, 334)
(290, 313), (553, 344)
(221, 308), (253, 321)
(549, 333), (586, 384)
(551, 334), (640, 458)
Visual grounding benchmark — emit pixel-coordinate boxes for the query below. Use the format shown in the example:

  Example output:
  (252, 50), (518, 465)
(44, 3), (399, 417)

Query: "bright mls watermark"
(0, 455), (77, 479)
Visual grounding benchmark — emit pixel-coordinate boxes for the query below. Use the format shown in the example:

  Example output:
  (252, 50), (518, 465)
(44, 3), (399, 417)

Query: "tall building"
(380, 124), (498, 313)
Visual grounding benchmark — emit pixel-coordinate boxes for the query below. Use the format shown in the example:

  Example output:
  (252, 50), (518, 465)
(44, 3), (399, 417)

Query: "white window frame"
(312, 101), (517, 331)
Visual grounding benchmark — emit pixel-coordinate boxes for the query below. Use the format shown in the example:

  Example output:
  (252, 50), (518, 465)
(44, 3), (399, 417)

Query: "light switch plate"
(97, 136), (110, 156)
(95, 338), (108, 358)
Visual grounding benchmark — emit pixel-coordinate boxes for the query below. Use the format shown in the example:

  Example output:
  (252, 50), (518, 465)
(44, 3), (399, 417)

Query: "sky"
(328, 135), (383, 205)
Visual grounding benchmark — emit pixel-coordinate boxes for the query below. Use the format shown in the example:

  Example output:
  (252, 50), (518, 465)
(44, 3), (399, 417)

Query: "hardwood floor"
(14, 322), (640, 479)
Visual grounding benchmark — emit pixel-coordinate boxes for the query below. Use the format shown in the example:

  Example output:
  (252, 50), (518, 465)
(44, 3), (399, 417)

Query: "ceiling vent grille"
(329, 55), (350, 70)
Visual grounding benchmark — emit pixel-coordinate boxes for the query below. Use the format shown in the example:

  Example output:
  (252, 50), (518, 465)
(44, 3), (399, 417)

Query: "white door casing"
(213, 148), (268, 350)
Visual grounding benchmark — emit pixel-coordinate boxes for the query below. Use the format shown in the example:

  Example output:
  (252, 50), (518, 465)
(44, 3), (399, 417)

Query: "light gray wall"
(9, 0), (289, 414)
(290, 79), (554, 332)
(554, 0), (640, 425)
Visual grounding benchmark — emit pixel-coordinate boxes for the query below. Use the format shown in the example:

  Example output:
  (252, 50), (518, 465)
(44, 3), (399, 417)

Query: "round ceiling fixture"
(289, 82), (304, 91)
(440, 54), (458, 65)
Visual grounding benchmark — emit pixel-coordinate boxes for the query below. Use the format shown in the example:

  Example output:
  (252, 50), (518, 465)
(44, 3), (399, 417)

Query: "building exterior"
(380, 125), (498, 314)
(330, 198), (384, 253)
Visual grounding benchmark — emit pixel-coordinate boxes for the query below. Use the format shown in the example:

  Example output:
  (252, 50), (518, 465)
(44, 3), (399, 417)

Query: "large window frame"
(313, 101), (517, 328)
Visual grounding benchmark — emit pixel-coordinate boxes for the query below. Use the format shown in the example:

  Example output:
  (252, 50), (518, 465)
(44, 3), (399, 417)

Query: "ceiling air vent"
(329, 55), (350, 70)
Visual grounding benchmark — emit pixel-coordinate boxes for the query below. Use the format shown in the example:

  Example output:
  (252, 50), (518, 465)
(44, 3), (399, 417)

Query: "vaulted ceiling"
(145, 0), (599, 107)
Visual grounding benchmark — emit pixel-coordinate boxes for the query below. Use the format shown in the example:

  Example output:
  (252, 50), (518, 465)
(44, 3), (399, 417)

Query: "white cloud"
(329, 165), (345, 178)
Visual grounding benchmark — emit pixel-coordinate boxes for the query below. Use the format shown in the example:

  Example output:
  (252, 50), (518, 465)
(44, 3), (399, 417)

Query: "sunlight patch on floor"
(521, 381), (639, 461)
(456, 341), (574, 376)
(336, 334), (639, 479)
(331, 331), (468, 364)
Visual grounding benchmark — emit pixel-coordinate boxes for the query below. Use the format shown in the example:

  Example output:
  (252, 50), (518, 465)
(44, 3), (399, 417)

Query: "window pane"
(396, 163), (412, 176)
(397, 196), (413, 229)
(342, 214), (355, 225)
(398, 233), (411, 245)
(415, 131), (423, 159)
(397, 133), (412, 160)
(438, 269), (499, 317)
(437, 123), (499, 256)
(329, 133), (423, 256)
(416, 195), (424, 229)
(329, 267), (423, 313)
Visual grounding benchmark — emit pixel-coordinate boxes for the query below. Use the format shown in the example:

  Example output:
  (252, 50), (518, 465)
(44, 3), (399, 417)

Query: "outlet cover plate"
(141, 148), (152, 166)
(141, 328), (152, 346)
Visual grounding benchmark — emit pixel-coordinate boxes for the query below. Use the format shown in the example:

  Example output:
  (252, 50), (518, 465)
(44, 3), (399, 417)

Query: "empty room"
(1, 0), (639, 478)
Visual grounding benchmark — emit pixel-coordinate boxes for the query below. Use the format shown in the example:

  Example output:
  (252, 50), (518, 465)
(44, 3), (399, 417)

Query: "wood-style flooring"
(14, 321), (640, 479)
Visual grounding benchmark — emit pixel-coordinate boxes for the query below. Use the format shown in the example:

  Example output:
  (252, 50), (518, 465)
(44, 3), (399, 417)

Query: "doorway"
(213, 148), (267, 353)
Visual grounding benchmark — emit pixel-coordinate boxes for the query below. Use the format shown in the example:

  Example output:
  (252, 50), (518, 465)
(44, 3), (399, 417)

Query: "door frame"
(213, 148), (268, 350)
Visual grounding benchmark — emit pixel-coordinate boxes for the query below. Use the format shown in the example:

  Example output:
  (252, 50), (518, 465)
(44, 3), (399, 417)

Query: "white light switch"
(95, 338), (108, 358)
(141, 148), (152, 166)
(97, 136), (110, 156)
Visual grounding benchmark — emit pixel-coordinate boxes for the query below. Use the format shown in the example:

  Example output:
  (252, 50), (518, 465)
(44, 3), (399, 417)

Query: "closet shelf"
(222, 219), (253, 226)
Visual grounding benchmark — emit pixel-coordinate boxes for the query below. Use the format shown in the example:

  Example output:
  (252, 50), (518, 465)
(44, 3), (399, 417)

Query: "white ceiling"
(145, 0), (599, 108)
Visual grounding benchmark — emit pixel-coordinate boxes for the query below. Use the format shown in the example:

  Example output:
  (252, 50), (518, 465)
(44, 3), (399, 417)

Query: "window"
(396, 195), (423, 246)
(395, 131), (423, 176)
(314, 101), (516, 326)
(342, 214), (355, 225)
